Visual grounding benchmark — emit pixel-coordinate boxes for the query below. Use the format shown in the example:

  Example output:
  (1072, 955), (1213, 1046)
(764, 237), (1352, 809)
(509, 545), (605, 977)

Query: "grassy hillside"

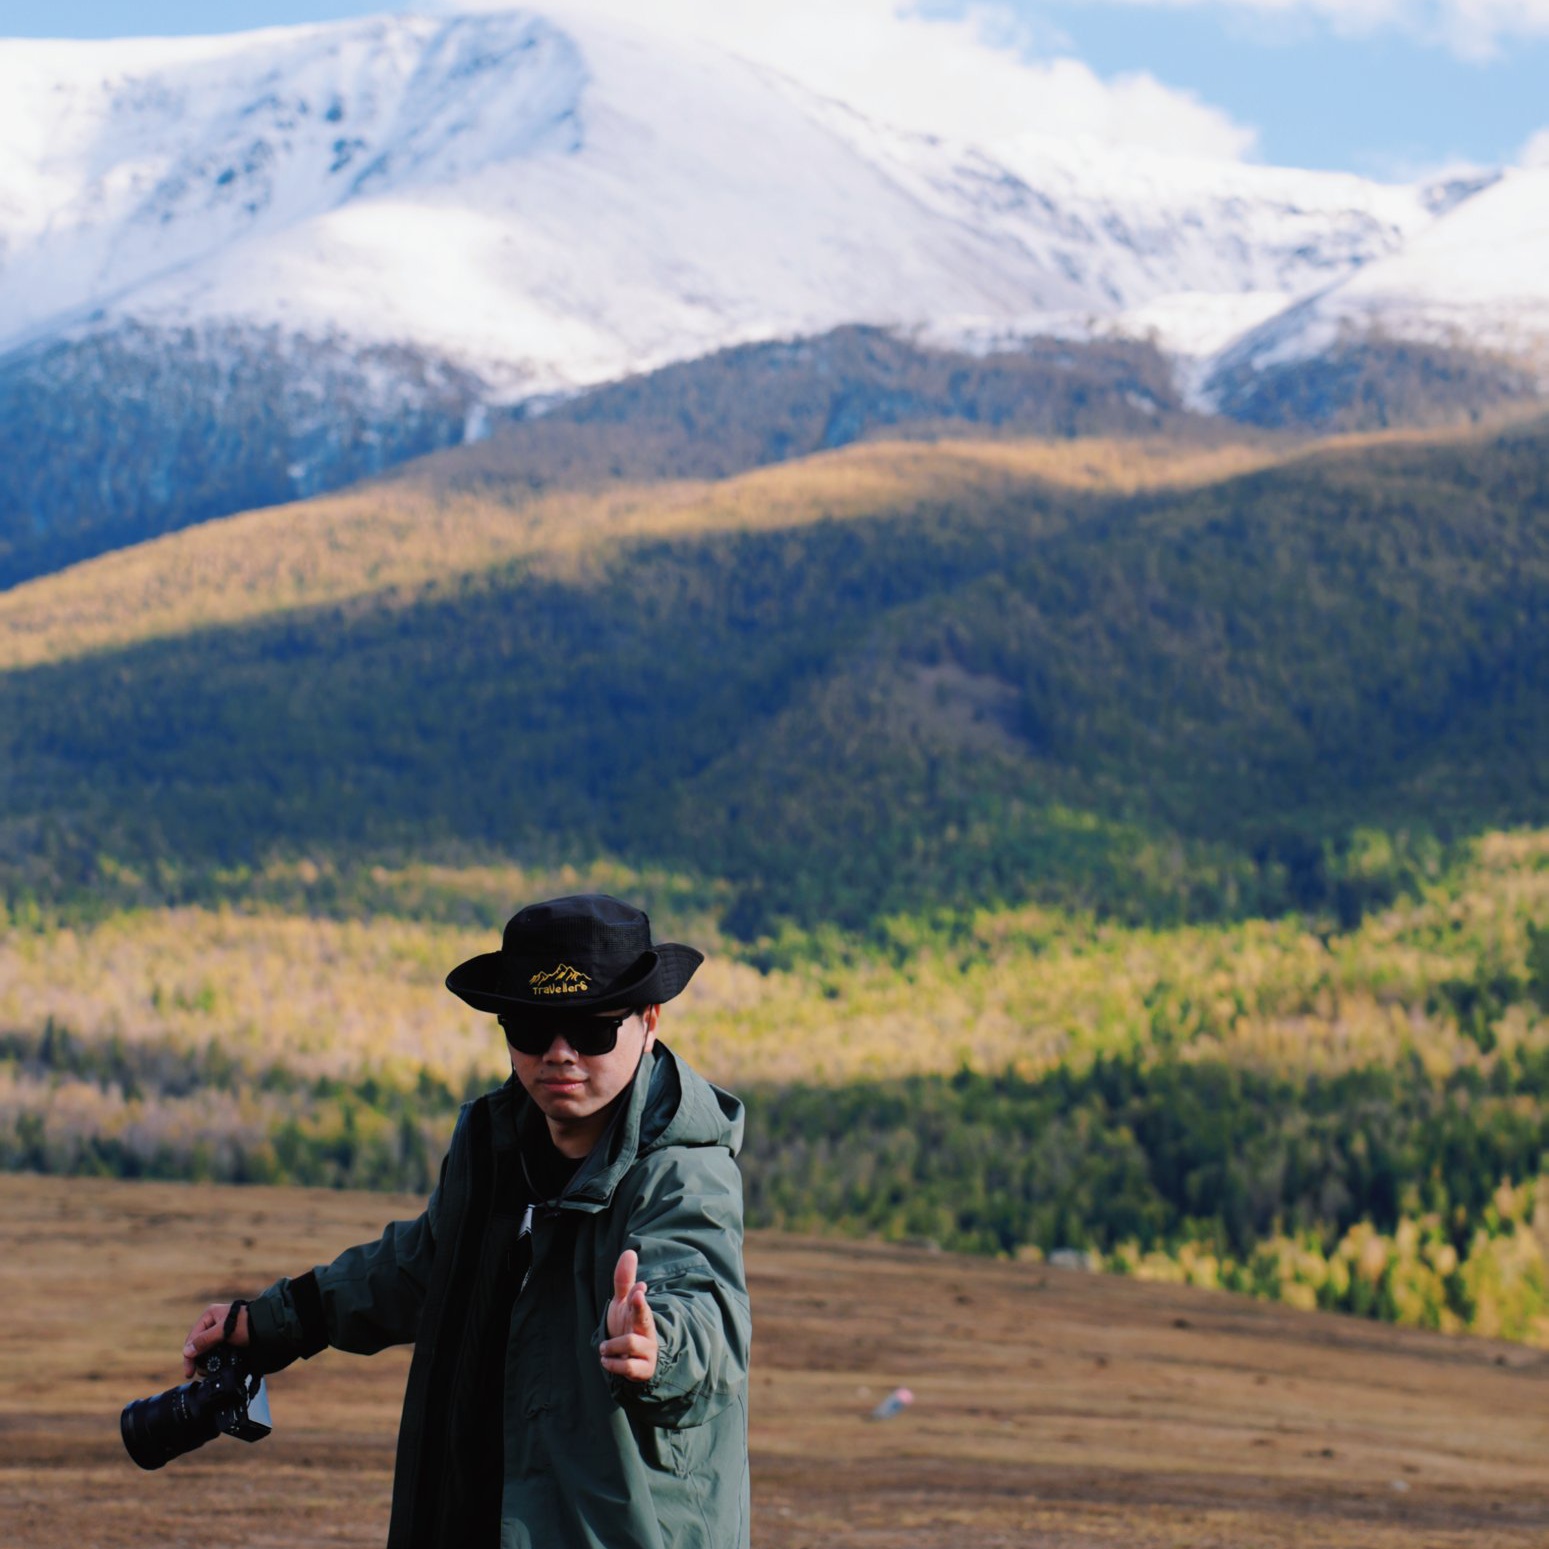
(0, 435), (1283, 674)
(2, 414), (1547, 932)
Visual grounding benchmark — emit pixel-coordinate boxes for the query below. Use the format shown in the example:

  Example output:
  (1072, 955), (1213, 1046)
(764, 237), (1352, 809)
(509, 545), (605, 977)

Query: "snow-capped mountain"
(1206, 166), (1549, 385)
(0, 6), (1477, 391)
(0, 5), (1544, 585)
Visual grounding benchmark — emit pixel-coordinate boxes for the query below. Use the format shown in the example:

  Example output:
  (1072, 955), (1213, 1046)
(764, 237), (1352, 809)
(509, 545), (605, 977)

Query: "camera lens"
(121, 1378), (223, 1470)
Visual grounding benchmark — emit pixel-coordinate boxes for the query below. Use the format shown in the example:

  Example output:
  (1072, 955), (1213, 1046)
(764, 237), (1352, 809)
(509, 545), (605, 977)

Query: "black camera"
(120, 1343), (273, 1470)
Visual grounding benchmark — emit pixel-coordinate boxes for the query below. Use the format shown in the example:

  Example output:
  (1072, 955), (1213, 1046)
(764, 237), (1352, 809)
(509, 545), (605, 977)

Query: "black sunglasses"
(498, 1011), (633, 1057)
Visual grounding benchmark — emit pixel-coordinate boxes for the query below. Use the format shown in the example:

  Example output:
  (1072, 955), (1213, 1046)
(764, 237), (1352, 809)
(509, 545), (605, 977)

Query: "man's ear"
(641, 1004), (661, 1049)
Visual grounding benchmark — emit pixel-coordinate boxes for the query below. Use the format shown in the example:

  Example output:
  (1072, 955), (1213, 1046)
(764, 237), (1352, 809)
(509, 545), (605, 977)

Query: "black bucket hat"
(445, 893), (703, 1015)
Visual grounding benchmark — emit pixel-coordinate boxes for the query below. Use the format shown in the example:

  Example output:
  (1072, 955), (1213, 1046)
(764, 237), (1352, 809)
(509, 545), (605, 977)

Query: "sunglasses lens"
(501, 1015), (627, 1057)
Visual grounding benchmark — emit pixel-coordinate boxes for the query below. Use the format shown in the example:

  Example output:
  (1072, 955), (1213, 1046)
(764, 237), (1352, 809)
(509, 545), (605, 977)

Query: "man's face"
(506, 1005), (659, 1141)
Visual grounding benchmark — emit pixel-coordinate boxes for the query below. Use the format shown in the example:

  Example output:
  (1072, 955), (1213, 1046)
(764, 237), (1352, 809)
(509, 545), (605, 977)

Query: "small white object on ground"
(869, 1387), (915, 1420)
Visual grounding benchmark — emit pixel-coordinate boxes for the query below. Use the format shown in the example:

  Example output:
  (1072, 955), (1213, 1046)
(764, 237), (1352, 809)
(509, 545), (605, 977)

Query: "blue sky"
(1012, 2), (1549, 178)
(2, 0), (1547, 179)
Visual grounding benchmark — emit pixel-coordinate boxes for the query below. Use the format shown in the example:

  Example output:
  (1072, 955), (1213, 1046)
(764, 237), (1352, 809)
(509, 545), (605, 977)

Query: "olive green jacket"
(247, 1045), (751, 1549)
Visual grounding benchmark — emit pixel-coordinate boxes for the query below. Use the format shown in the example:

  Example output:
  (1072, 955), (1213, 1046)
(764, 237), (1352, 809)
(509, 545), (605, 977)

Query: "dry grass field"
(3, 1174), (1548, 1549)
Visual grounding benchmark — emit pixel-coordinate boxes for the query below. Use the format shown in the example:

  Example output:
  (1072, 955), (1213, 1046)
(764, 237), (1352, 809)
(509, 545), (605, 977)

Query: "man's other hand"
(182, 1302), (250, 1379)
(600, 1248), (658, 1383)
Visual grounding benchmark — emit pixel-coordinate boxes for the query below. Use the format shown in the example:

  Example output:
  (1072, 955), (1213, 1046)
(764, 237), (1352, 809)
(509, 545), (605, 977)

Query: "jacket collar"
(498, 1044), (658, 1215)
(496, 1042), (744, 1214)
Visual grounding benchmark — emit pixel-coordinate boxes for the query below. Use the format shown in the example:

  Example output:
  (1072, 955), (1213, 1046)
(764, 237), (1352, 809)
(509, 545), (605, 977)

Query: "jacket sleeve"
(600, 1146), (750, 1430)
(246, 1166), (443, 1370)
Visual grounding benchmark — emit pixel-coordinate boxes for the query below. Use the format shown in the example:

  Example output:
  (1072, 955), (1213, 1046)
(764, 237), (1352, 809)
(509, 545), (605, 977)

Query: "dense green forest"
(0, 321), (485, 590)
(5, 1029), (1547, 1341)
(449, 325), (1195, 488)
(1208, 337), (1542, 434)
(3, 411), (1547, 935)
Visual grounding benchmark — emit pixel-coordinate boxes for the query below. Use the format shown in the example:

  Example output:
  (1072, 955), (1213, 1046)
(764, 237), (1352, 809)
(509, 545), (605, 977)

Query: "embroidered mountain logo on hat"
(529, 963), (592, 995)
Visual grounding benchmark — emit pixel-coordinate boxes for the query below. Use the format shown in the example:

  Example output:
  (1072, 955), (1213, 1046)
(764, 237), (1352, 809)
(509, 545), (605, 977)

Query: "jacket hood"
(504, 1042), (743, 1214)
(640, 1043), (744, 1157)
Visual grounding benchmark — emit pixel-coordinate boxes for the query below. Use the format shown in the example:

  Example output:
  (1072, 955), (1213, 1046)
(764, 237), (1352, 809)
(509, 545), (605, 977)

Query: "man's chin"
(535, 1087), (594, 1117)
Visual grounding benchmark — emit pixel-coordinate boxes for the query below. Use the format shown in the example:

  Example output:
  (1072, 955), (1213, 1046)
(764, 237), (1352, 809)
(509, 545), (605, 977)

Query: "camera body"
(121, 1343), (273, 1471)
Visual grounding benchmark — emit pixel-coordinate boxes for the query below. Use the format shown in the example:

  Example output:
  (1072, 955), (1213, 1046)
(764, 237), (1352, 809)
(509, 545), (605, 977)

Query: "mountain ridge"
(5, 318), (1533, 591)
(0, 324), (1213, 587)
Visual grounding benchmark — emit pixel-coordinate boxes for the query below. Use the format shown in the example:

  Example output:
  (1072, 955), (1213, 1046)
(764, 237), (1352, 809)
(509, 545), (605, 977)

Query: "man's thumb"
(613, 1248), (639, 1303)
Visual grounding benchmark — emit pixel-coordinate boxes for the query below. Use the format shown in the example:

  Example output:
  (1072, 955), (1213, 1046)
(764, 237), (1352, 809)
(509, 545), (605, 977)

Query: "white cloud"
(434, 0), (1259, 160)
(1519, 126), (1549, 165)
(1404, 0), (1549, 57)
(1033, 0), (1549, 61)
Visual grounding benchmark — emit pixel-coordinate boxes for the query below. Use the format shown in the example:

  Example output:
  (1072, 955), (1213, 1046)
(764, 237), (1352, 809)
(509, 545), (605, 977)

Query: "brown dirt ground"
(3, 1175), (1548, 1548)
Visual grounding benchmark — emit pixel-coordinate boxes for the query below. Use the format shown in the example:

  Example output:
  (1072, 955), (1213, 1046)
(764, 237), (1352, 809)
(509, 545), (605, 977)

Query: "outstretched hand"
(182, 1302), (249, 1379)
(599, 1249), (658, 1384)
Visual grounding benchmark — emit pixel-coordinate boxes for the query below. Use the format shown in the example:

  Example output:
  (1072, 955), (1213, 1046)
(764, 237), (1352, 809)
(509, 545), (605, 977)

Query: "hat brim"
(446, 941), (704, 1016)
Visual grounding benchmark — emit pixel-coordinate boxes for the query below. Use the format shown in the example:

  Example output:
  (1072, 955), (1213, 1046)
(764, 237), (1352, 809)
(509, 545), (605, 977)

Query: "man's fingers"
(600, 1275), (658, 1382)
(181, 1303), (249, 1377)
(599, 1353), (656, 1381)
(183, 1307), (218, 1345)
(627, 1281), (653, 1334)
(598, 1332), (655, 1361)
(612, 1249), (639, 1304)
(185, 1314), (223, 1353)
(182, 1306), (223, 1376)
(599, 1325), (658, 1383)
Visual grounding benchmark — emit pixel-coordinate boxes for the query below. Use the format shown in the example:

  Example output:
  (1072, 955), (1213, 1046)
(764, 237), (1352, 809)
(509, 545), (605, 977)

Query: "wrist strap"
(222, 1299), (248, 1342)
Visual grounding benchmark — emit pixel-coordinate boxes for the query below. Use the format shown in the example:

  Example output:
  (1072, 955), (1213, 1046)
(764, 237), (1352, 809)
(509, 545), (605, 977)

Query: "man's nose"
(542, 1034), (580, 1061)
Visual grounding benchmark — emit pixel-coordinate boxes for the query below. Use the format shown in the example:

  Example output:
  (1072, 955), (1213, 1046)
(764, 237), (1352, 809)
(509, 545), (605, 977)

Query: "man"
(183, 894), (751, 1549)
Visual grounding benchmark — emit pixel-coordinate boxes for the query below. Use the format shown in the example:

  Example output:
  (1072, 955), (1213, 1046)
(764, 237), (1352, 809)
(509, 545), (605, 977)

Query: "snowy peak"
(0, 14), (586, 349)
(0, 5), (1498, 393)
(1213, 165), (1549, 381)
(322, 14), (584, 193)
